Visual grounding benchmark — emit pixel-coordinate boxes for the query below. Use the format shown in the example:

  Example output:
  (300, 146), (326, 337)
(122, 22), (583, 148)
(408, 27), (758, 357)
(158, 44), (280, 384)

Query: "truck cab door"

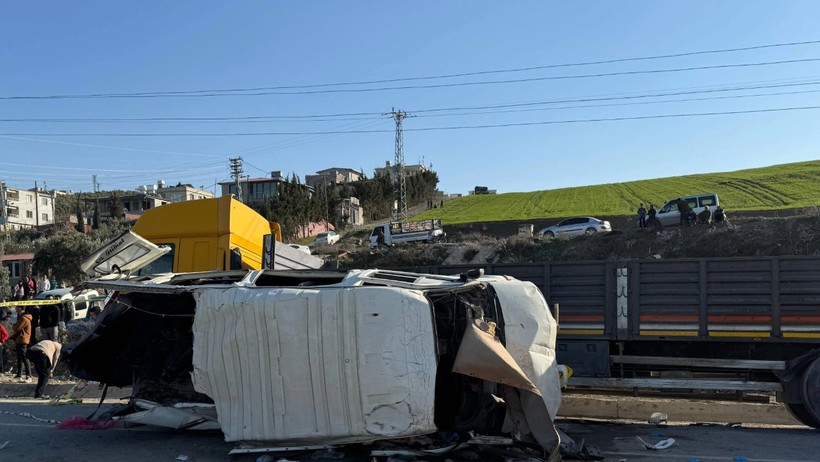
(81, 231), (171, 277)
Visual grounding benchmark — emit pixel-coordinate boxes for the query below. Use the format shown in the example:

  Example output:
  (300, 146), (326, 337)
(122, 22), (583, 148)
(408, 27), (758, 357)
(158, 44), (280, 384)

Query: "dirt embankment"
(326, 209), (820, 268)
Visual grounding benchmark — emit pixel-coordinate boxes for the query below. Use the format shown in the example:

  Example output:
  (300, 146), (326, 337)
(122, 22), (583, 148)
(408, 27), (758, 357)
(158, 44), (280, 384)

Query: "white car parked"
(538, 217), (612, 238)
(287, 243), (311, 254)
(314, 230), (340, 245)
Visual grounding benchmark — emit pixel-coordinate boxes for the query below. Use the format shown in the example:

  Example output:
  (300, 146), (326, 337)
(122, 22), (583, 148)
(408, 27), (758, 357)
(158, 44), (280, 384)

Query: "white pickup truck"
(369, 219), (445, 248)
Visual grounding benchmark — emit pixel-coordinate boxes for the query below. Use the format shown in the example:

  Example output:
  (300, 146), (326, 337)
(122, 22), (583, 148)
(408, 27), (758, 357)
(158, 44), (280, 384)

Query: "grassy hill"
(412, 160), (820, 225)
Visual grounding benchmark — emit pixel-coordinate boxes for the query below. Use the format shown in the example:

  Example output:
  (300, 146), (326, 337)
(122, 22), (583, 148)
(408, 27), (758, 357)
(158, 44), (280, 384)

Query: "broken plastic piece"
(734, 457), (747, 462)
(175, 456), (189, 461)
(636, 436), (676, 450)
(649, 412), (668, 425)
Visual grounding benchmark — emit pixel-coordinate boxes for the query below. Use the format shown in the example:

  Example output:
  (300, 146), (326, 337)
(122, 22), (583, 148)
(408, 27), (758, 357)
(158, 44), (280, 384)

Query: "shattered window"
(137, 243), (175, 276)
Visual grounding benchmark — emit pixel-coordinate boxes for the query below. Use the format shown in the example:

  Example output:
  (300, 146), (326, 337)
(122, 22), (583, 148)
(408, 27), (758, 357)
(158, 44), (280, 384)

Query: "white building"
(305, 167), (364, 189)
(374, 161), (428, 181)
(154, 181), (214, 203)
(0, 182), (56, 231)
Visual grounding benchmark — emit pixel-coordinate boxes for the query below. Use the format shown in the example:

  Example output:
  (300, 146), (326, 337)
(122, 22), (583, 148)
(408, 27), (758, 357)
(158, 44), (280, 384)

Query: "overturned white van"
(66, 268), (562, 458)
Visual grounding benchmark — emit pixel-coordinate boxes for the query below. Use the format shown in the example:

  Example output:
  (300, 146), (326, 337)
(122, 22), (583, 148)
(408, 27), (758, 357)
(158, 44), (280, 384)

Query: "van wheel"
(543, 231), (555, 238)
(648, 218), (662, 229)
(585, 228), (597, 235)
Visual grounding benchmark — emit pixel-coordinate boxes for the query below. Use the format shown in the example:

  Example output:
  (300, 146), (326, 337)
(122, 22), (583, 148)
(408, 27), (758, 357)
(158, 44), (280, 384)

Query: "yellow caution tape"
(0, 299), (64, 307)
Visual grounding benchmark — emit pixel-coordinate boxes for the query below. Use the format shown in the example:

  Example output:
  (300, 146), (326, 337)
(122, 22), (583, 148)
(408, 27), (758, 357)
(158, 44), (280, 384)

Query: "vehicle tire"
(800, 355), (820, 427)
(785, 402), (820, 428)
(647, 218), (662, 229)
(543, 231), (555, 238)
(585, 227), (597, 235)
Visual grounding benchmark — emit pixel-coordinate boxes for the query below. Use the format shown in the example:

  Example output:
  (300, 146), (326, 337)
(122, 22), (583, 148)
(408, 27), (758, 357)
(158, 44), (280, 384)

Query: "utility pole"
(229, 157), (244, 203)
(91, 174), (101, 229)
(386, 108), (409, 222)
(34, 181), (40, 227)
(92, 174), (100, 229)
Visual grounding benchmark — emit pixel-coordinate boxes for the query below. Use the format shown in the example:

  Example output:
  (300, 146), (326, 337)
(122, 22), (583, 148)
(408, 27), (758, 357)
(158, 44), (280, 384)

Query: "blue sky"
(1, 1), (820, 195)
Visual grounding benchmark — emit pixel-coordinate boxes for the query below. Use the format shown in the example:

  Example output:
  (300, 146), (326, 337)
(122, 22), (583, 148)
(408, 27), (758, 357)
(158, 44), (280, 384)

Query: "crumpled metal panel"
(190, 286), (437, 444)
(490, 279), (562, 420)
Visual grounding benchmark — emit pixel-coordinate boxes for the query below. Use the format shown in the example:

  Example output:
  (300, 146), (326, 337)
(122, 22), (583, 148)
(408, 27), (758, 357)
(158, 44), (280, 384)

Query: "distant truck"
(369, 219), (445, 248)
(81, 196), (323, 277)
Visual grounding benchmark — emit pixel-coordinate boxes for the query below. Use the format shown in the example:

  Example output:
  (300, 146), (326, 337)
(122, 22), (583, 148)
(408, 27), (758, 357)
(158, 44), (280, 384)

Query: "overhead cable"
(4, 57), (820, 100)
(3, 105), (820, 136)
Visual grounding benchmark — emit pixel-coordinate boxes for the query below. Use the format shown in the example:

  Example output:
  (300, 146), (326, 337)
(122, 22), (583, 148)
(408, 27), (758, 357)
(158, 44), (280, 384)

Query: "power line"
(5, 57), (820, 100)
(4, 39), (820, 100)
(0, 135), (220, 157)
(5, 80), (820, 125)
(4, 104), (820, 136)
(416, 87), (820, 118)
(409, 79), (820, 113)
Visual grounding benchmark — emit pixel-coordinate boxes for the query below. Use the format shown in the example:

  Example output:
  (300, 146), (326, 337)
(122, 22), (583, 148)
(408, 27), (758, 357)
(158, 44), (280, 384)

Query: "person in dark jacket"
(39, 296), (61, 342)
(26, 305), (40, 345)
(636, 203), (647, 228)
(676, 198), (692, 226)
(714, 206), (727, 224)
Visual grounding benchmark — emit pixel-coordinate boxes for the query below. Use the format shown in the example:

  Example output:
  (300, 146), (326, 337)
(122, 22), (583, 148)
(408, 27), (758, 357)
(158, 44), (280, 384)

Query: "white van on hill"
(652, 193), (720, 227)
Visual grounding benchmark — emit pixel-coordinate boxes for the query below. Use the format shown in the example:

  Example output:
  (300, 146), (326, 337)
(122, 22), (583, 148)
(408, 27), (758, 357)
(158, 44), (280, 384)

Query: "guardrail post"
(699, 260), (707, 338)
(772, 258), (781, 338)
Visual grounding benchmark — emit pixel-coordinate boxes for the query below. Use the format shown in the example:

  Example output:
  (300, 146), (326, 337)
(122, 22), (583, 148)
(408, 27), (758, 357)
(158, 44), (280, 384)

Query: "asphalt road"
(1, 399), (819, 462)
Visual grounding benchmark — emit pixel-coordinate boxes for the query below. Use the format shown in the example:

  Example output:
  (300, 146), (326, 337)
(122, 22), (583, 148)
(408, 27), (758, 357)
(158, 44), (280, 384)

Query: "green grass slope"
(413, 160), (820, 225)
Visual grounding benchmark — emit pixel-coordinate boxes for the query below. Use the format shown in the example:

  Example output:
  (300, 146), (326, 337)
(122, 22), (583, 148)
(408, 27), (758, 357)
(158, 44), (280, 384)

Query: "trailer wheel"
(800, 355), (820, 427)
(785, 402), (820, 428)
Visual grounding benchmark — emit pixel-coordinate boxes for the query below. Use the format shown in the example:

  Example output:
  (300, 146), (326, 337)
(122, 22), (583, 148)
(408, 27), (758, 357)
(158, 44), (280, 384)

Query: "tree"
(75, 193), (86, 233)
(109, 191), (125, 220)
(54, 193), (75, 226)
(31, 221), (130, 287)
(32, 230), (98, 287)
(0, 247), (9, 300)
(93, 201), (100, 230)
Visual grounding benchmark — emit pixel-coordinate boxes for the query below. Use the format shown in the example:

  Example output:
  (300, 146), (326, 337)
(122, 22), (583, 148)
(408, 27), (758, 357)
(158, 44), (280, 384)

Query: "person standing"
(26, 304), (40, 345)
(14, 280), (25, 300)
(27, 340), (61, 399)
(636, 203), (647, 229)
(39, 296), (60, 342)
(714, 205), (727, 224)
(0, 322), (9, 375)
(9, 306), (32, 382)
(37, 275), (51, 294)
(698, 204), (713, 225)
(376, 226), (386, 249)
(22, 277), (34, 299)
(676, 198), (692, 226)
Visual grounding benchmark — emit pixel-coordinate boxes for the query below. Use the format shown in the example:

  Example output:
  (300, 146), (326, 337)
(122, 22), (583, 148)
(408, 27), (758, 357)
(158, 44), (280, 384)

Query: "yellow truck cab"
(132, 195), (281, 273)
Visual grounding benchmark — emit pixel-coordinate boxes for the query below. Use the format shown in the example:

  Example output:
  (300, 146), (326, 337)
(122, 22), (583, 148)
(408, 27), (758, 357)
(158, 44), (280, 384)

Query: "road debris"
(636, 436), (676, 450)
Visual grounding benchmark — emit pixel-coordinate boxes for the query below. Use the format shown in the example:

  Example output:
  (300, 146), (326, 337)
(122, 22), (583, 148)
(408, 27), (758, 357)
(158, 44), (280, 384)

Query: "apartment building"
(0, 182), (56, 231)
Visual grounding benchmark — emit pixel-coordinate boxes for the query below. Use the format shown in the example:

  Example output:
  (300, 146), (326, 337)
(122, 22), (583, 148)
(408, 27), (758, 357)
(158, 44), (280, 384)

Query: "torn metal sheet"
(453, 320), (541, 395)
(490, 280), (562, 421)
(119, 403), (220, 430)
(191, 285), (438, 444)
(451, 281), (562, 459)
(229, 444), (332, 455)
